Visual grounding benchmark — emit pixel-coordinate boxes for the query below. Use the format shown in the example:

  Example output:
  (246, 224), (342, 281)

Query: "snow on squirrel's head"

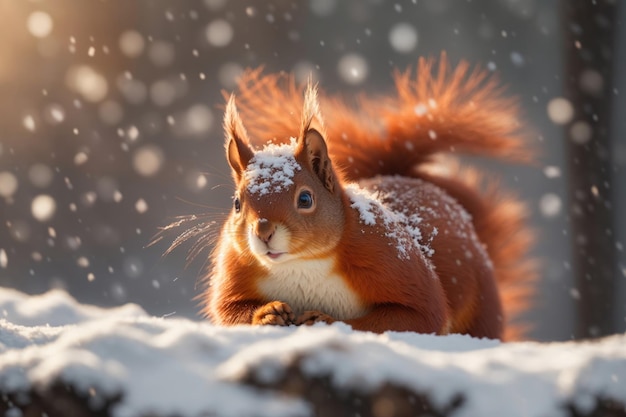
(224, 80), (345, 265)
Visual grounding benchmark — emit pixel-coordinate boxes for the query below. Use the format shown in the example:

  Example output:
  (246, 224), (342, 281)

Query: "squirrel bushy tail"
(231, 53), (537, 340)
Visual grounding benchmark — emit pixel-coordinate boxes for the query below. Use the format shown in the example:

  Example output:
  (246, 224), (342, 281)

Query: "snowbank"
(0, 287), (624, 417)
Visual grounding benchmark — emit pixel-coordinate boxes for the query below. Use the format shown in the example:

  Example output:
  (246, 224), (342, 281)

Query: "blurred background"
(0, 0), (624, 341)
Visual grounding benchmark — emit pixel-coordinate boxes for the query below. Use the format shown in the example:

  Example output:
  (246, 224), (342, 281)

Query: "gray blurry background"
(0, 0), (624, 341)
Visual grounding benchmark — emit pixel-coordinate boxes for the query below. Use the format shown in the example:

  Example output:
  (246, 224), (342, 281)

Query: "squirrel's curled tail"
(231, 53), (537, 340)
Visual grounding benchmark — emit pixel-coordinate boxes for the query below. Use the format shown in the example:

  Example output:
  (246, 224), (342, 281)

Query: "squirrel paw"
(296, 310), (335, 326)
(252, 301), (296, 326)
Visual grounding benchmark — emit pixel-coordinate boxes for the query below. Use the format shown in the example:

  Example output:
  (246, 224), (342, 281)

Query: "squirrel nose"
(255, 219), (275, 244)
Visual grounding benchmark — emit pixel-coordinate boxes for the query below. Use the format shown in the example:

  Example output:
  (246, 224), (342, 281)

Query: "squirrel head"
(223, 81), (345, 266)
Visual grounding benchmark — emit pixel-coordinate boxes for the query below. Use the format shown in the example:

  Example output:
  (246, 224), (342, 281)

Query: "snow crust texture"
(245, 139), (302, 196)
(1, 288), (625, 417)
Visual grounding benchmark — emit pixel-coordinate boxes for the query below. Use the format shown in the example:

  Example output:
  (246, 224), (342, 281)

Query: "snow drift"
(0, 287), (625, 417)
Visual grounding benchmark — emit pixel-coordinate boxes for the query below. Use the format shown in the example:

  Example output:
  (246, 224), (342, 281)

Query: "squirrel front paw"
(252, 301), (296, 326)
(296, 310), (335, 326)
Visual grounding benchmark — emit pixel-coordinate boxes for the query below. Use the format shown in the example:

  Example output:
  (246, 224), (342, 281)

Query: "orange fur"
(201, 53), (536, 340)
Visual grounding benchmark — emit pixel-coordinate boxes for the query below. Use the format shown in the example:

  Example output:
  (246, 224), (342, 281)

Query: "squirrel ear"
(224, 94), (253, 181)
(297, 80), (335, 192)
(298, 129), (336, 193)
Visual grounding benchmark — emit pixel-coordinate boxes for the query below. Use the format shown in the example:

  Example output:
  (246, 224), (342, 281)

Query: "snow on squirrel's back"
(1, 288), (625, 417)
(348, 175), (490, 267)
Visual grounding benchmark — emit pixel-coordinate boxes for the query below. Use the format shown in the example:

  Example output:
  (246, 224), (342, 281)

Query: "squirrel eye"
(297, 190), (314, 210)
(233, 197), (241, 213)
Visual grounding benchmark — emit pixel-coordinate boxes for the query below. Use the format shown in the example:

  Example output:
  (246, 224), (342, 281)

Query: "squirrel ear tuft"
(224, 94), (253, 181)
(300, 76), (325, 138)
(299, 129), (336, 193)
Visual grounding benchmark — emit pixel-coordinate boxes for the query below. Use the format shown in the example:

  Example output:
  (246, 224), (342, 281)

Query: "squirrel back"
(198, 53), (536, 340)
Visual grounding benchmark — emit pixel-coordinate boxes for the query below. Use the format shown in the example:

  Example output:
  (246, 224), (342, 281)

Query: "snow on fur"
(245, 138), (301, 196)
(1, 287), (625, 417)
(345, 183), (436, 261)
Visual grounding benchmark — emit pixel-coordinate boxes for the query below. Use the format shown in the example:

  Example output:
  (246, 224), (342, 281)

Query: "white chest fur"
(257, 258), (367, 320)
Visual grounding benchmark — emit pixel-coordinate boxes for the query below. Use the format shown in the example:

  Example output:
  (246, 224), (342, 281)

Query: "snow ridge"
(1, 288), (625, 417)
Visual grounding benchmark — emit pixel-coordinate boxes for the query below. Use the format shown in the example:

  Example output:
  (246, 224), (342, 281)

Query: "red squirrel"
(193, 54), (535, 341)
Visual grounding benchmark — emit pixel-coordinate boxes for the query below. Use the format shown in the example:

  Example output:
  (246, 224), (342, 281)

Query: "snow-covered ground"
(0, 287), (625, 417)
